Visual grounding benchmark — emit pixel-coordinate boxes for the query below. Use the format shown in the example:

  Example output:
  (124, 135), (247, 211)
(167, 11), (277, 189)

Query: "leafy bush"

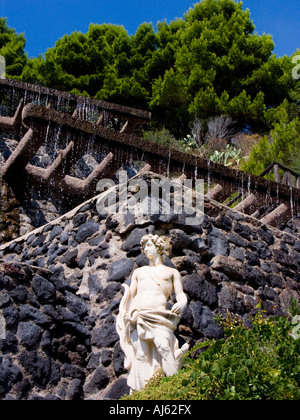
(241, 110), (300, 176)
(123, 310), (300, 400)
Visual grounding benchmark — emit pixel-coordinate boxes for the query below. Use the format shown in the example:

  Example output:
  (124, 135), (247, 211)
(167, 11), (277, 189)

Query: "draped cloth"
(116, 284), (182, 391)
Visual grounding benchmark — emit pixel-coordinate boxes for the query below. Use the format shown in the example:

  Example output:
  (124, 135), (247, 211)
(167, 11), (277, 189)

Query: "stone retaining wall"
(0, 172), (299, 400)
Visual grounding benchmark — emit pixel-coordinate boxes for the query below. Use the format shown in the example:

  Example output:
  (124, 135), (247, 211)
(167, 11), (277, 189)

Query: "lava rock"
(104, 377), (130, 400)
(49, 225), (63, 242)
(17, 321), (42, 347)
(0, 355), (22, 397)
(59, 248), (78, 268)
(207, 227), (229, 257)
(169, 229), (194, 251)
(190, 301), (223, 339)
(19, 351), (51, 385)
(182, 273), (217, 307)
(84, 367), (109, 394)
(121, 226), (154, 252)
(107, 257), (134, 282)
(75, 221), (99, 243)
(91, 317), (119, 348)
(32, 275), (56, 304)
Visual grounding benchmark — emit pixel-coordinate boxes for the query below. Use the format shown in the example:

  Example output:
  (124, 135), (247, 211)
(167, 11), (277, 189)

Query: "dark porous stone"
(101, 349), (112, 367)
(257, 227), (274, 245)
(59, 231), (69, 245)
(17, 321), (42, 347)
(272, 249), (296, 267)
(0, 355), (22, 397)
(169, 229), (195, 251)
(247, 252), (260, 267)
(242, 266), (266, 289)
(218, 283), (245, 314)
(19, 351), (51, 385)
(40, 330), (52, 353)
(78, 249), (89, 268)
(229, 247), (244, 262)
(267, 274), (283, 288)
(84, 367), (109, 394)
(250, 241), (272, 259)
(213, 215), (232, 231)
(3, 305), (19, 327)
(108, 257), (134, 282)
(104, 377), (130, 400)
(233, 222), (252, 240)
(91, 316), (119, 348)
(182, 273), (217, 307)
(0, 331), (18, 353)
(105, 215), (119, 230)
(121, 226), (154, 252)
(62, 363), (85, 381)
(87, 274), (102, 296)
(113, 342), (126, 376)
(31, 234), (46, 249)
(9, 285), (28, 303)
(65, 291), (89, 318)
(66, 378), (83, 400)
(73, 213), (88, 228)
(294, 241), (300, 252)
(88, 242), (110, 263)
(49, 225), (63, 241)
(190, 301), (223, 339)
(59, 248), (78, 268)
(26, 234), (36, 246)
(0, 292), (12, 308)
(227, 233), (247, 248)
(136, 253), (149, 267)
(32, 274), (56, 304)
(75, 221), (100, 243)
(207, 227), (229, 257)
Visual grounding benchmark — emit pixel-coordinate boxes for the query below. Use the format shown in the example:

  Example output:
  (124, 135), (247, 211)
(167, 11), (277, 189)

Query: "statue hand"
(127, 309), (138, 325)
(171, 302), (185, 315)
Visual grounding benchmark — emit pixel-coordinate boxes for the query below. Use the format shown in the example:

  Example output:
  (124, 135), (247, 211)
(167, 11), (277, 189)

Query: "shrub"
(123, 310), (300, 400)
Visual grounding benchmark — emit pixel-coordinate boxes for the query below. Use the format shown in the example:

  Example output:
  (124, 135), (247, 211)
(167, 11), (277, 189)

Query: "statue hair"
(140, 234), (169, 261)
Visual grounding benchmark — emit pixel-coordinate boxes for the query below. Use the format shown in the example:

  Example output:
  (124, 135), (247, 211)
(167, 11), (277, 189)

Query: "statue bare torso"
(129, 265), (176, 312)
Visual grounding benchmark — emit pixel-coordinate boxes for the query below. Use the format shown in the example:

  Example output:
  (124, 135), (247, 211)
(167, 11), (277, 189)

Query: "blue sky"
(0, 0), (299, 58)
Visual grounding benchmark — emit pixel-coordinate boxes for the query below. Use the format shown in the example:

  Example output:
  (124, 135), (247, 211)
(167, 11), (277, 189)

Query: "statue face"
(143, 239), (158, 260)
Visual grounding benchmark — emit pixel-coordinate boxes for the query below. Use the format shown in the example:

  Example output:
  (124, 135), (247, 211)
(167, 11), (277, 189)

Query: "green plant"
(180, 134), (198, 151)
(210, 144), (241, 167)
(123, 311), (300, 400)
(288, 298), (300, 317)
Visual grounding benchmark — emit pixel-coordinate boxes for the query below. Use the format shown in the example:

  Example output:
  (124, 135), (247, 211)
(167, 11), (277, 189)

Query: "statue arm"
(171, 270), (188, 315)
(126, 270), (139, 324)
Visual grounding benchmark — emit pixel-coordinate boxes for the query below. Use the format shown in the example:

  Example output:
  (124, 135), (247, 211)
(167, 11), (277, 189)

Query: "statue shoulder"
(132, 265), (148, 276)
(160, 265), (180, 278)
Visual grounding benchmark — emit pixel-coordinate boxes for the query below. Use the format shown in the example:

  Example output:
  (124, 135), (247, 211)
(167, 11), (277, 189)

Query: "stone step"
(260, 203), (290, 227)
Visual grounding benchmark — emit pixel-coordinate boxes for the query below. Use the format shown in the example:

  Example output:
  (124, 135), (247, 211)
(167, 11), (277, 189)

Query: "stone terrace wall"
(0, 172), (299, 400)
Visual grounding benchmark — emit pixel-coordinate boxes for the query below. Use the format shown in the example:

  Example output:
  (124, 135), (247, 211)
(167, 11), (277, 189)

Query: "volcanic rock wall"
(0, 172), (299, 400)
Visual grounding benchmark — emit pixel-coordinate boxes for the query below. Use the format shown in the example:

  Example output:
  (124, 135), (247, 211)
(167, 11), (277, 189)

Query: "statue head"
(140, 234), (169, 262)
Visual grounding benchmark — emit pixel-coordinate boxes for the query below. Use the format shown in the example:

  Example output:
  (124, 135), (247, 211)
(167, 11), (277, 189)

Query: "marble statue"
(116, 234), (189, 392)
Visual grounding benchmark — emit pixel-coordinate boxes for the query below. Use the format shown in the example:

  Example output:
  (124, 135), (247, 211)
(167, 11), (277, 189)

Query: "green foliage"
(16, 0), (299, 140)
(0, 17), (27, 77)
(241, 114), (300, 175)
(124, 311), (300, 400)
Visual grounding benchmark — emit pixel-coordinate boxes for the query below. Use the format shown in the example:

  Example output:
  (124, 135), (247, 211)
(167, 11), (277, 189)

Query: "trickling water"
(166, 147), (171, 179)
(290, 186), (294, 221)
(207, 160), (211, 192)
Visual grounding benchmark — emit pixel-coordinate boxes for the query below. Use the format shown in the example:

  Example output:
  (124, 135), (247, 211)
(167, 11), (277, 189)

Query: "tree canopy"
(0, 17), (27, 77)
(1, 1), (299, 148)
